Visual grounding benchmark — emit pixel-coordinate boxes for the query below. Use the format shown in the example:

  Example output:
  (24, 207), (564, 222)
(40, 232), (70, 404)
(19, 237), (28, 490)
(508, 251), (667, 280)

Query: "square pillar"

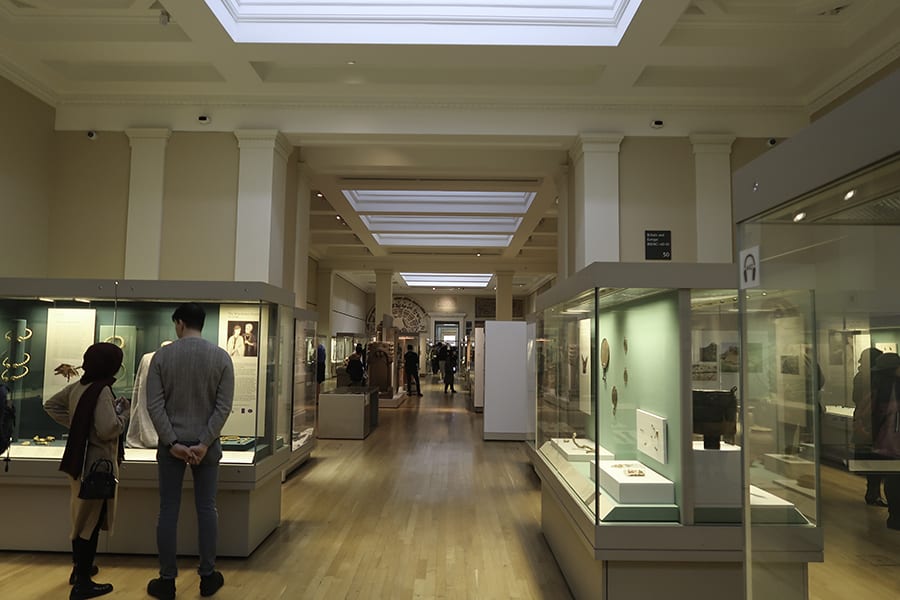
(124, 128), (170, 279)
(571, 133), (623, 269)
(234, 130), (291, 285)
(691, 134), (736, 263)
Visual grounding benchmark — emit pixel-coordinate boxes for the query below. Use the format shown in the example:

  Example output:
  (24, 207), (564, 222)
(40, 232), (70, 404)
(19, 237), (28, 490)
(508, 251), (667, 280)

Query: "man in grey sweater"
(146, 302), (234, 599)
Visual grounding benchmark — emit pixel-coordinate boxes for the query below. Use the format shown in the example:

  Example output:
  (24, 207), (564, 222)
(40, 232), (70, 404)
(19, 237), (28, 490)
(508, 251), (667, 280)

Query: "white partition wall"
(474, 327), (485, 411)
(483, 321), (528, 440)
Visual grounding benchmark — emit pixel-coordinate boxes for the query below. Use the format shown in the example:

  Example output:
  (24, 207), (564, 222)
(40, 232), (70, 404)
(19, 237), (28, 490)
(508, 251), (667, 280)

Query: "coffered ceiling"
(0, 0), (898, 295)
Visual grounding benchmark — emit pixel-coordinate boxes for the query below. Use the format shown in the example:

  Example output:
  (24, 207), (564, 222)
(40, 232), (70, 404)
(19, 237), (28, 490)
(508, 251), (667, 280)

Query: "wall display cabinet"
(732, 72), (900, 599)
(0, 279), (294, 557)
(531, 262), (798, 600)
(286, 308), (317, 475)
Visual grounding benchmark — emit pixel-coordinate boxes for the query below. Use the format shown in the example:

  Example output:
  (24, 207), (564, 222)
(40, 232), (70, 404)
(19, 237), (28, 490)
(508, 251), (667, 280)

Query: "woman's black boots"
(70, 537), (113, 600)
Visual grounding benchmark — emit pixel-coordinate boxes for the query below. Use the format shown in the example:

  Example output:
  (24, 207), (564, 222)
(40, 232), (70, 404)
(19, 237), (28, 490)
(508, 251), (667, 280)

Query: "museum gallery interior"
(1, 1), (900, 599)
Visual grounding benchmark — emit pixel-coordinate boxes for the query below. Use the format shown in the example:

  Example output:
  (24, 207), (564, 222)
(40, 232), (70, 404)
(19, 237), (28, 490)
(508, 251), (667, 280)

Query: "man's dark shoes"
(866, 496), (889, 507)
(147, 577), (176, 600)
(70, 565), (99, 585)
(200, 571), (224, 597)
(70, 580), (112, 600)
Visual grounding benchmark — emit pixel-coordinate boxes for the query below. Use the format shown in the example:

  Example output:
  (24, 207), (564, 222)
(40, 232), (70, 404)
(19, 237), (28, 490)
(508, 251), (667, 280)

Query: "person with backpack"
(44, 342), (130, 600)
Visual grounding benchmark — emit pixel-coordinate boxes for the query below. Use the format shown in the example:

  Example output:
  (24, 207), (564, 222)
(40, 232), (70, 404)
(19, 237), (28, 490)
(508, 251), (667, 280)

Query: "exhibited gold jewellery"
(570, 432), (593, 452)
(31, 435), (56, 446)
(4, 328), (33, 343)
(1, 352), (30, 381)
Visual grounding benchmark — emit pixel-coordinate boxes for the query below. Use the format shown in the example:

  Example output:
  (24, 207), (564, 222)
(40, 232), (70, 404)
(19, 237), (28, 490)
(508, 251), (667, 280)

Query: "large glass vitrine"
(737, 154), (900, 597)
(532, 262), (752, 599)
(534, 262), (740, 526)
(289, 308), (317, 468)
(0, 279), (295, 556)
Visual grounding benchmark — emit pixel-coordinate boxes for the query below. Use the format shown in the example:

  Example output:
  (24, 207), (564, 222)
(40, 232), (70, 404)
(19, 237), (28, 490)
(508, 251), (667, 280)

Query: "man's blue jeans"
(155, 441), (222, 578)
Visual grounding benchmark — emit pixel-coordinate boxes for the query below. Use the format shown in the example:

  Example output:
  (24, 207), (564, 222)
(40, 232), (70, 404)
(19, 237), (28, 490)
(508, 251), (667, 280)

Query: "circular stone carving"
(366, 296), (429, 336)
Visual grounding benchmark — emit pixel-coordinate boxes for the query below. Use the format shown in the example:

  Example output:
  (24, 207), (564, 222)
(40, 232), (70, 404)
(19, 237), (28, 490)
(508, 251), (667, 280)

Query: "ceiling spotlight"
(315, 192), (324, 198)
(843, 189), (856, 201)
(476, 252), (481, 257)
(335, 215), (341, 220)
(792, 211), (807, 223)
(752, 182), (759, 192)
(159, 10), (170, 26)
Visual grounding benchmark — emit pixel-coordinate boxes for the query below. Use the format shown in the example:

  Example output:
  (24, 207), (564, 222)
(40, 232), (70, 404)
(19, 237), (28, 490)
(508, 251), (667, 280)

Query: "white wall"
(331, 274), (367, 334)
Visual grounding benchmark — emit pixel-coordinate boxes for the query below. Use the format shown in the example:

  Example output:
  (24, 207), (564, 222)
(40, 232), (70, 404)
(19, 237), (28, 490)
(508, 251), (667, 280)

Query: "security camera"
(87, 130), (97, 140)
(197, 115), (211, 125)
(650, 119), (664, 129)
(767, 138), (778, 147)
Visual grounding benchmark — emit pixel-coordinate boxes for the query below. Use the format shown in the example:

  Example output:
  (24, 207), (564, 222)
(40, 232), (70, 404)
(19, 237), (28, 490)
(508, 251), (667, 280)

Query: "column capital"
(689, 134), (736, 155)
(234, 129), (292, 160)
(570, 133), (624, 162)
(125, 128), (171, 145)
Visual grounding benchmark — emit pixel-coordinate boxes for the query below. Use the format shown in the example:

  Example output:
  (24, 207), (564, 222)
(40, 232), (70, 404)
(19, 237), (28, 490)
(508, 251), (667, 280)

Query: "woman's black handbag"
(78, 458), (118, 500)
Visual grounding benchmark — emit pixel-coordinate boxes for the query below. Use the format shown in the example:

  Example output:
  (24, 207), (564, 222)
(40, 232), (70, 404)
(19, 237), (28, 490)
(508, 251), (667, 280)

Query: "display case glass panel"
(739, 158), (900, 587)
(536, 269), (739, 525)
(292, 312), (317, 452)
(0, 281), (291, 466)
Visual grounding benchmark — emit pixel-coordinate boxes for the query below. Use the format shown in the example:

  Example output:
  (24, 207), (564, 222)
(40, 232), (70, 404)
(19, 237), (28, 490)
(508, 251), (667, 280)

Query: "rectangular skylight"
(373, 233), (512, 247)
(401, 273), (493, 288)
(205, 1), (642, 47)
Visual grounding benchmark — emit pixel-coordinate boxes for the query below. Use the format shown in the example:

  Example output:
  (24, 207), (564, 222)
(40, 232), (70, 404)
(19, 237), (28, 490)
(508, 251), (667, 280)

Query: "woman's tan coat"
(44, 382), (128, 540)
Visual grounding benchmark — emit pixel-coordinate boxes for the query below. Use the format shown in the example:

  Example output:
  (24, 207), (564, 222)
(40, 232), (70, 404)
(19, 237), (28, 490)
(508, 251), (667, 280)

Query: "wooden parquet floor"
(0, 379), (572, 599)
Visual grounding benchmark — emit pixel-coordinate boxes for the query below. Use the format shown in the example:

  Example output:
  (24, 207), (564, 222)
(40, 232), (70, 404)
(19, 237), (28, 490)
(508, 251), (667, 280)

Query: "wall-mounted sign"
(645, 230), (672, 260)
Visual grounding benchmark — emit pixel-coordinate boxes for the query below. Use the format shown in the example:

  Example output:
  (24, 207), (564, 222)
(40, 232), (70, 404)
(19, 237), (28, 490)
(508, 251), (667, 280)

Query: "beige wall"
(48, 131), (130, 278)
(0, 78), (55, 277)
(732, 138), (771, 172)
(159, 132), (238, 280)
(619, 137), (696, 263)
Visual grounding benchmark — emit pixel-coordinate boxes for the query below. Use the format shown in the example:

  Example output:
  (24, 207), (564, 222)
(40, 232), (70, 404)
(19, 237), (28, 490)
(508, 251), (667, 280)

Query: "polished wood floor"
(808, 464), (900, 600)
(0, 378), (572, 599)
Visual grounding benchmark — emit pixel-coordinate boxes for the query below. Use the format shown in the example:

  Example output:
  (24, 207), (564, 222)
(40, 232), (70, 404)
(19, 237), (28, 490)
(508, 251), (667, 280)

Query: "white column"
(316, 268), (334, 340)
(124, 128), (170, 279)
(375, 270), (393, 328)
(294, 163), (312, 307)
(571, 133), (623, 270)
(554, 166), (571, 281)
(691, 134), (736, 263)
(495, 271), (514, 321)
(234, 130), (291, 285)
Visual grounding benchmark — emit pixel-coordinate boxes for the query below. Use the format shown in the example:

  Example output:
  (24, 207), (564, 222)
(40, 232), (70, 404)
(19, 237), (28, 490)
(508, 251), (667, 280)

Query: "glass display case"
(534, 262), (740, 526)
(531, 262), (749, 599)
(290, 308), (317, 466)
(0, 280), (292, 465)
(0, 278), (294, 556)
(735, 156), (900, 597)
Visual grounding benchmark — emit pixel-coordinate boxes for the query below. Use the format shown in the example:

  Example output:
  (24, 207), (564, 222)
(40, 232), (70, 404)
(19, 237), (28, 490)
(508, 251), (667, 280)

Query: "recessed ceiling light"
(346, 60), (356, 65)
(316, 192), (323, 198)
(336, 215), (341, 220)
(476, 253), (481, 257)
(843, 189), (856, 201)
(752, 182), (759, 192)
(792, 211), (806, 223)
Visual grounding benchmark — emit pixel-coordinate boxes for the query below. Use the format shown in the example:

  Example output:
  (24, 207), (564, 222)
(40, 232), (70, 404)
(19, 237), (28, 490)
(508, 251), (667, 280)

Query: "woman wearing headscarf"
(44, 342), (130, 600)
